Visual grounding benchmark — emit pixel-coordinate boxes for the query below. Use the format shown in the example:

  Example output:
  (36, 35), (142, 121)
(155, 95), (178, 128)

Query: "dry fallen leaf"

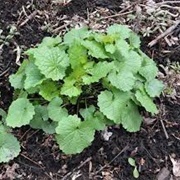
(0, 163), (19, 180)
(101, 128), (113, 141)
(140, 158), (146, 166)
(143, 117), (156, 125)
(170, 156), (180, 177)
(156, 167), (170, 180)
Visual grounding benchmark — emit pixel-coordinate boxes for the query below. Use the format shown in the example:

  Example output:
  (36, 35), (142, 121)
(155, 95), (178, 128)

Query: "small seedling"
(128, 157), (139, 178)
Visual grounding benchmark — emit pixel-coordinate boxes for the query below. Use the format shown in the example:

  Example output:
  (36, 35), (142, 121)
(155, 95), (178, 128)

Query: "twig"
(19, 128), (31, 141)
(52, 22), (71, 33)
(100, 11), (134, 20)
(157, 102), (169, 140)
(77, 157), (92, 169)
(158, 28), (172, 46)
(95, 145), (129, 175)
(142, 144), (159, 166)
(62, 157), (92, 180)
(99, 3), (134, 20)
(26, 129), (40, 140)
(20, 153), (45, 169)
(19, 10), (37, 27)
(157, 1), (180, 5)
(21, 153), (54, 179)
(160, 119), (169, 139)
(0, 67), (10, 77)
(172, 134), (180, 141)
(148, 19), (180, 47)
(166, 11), (179, 18)
(160, 4), (180, 10)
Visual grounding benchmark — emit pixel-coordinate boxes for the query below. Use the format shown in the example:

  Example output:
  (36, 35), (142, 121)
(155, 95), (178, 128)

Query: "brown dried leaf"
(170, 156), (180, 177)
(0, 163), (19, 180)
(156, 167), (170, 180)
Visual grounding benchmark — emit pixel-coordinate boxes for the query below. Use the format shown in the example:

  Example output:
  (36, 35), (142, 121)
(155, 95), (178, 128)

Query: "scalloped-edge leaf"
(9, 60), (28, 89)
(135, 89), (158, 114)
(105, 44), (116, 54)
(80, 105), (106, 131)
(0, 131), (21, 163)
(121, 101), (142, 132)
(47, 97), (68, 122)
(108, 71), (135, 91)
(0, 122), (7, 133)
(125, 51), (142, 73)
(24, 61), (45, 90)
(82, 61), (114, 85)
(39, 36), (62, 48)
(61, 77), (82, 97)
(98, 90), (131, 123)
(6, 98), (35, 128)
(107, 24), (131, 39)
(0, 108), (7, 122)
(94, 33), (118, 44)
(79, 105), (95, 120)
(39, 80), (60, 101)
(30, 105), (48, 128)
(115, 38), (130, 58)
(113, 51), (142, 74)
(81, 40), (108, 59)
(139, 57), (158, 81)
(30, 105), (56, 134)
(129, 32), (141, 48)
(145, 79), (164, 97)
(55, 115), (95, 154)
(68, 42), (88, 69)
(64, 27), (91, 44)
(33, 46), (69, 81)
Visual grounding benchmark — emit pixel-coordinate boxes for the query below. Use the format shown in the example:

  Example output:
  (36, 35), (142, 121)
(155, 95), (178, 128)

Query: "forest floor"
(0, 0), (180, 179)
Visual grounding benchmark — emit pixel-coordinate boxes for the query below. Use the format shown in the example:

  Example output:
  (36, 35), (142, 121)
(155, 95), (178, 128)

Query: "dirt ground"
(0, 0), (180, 179)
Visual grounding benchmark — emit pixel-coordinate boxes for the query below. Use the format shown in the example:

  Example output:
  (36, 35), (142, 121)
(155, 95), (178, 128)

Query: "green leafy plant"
(128, 157), (139, 178)
(0, 109), (21, 163)
(2, 24), (163, 161)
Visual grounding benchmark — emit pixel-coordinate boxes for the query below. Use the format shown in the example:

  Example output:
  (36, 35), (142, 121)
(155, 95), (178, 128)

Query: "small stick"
(95, 145), (129, 175)
(160, 4), (180, 10)
(157, 1), (180, 5)
(100, 11), (134, 20)
(77, 157), (92, 169)
(19, 128), (31, 141)
(62, 157), (92, 180)
(0, 67), (10, 77)
(20, 153), (45, 169)
(19, 10), (37, 27)
(158, 28), (172, 46)
(148, 19), (180, 47)
(99, 4), (134, 20)
(160, 119), (169, 139)
(21, 153), (54, 180)
(52, 22), (71, 33)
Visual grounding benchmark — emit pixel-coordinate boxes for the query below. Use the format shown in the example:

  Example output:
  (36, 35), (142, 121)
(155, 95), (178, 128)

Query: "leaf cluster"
(2, 24), (164, 160)
(0, 110), (20, 163)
